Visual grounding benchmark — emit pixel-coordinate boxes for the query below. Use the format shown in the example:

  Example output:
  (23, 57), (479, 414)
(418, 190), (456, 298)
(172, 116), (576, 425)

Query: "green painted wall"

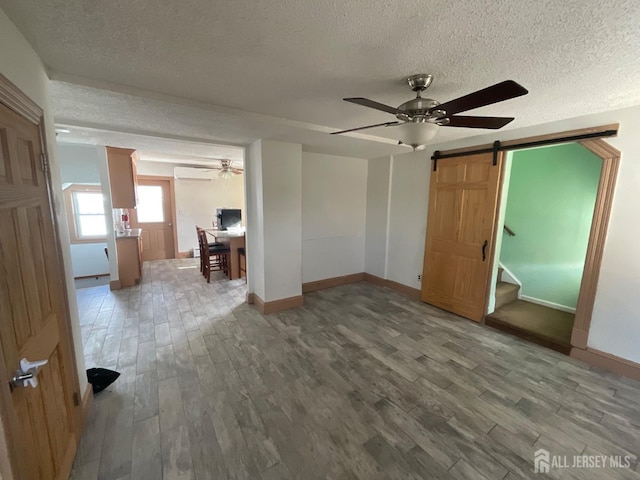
(500, 143), (601, 308)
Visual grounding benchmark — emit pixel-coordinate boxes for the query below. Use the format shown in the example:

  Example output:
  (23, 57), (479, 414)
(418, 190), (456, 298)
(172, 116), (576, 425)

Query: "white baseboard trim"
(74, 273), (109, 280)
(498, 263), (522, 299)
(520, 295), (576, 313)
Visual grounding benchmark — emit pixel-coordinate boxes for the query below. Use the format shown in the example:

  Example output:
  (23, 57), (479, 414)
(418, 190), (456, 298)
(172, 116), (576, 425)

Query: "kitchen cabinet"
(107, 146), (138, 208)
(116, 229), (143, 287)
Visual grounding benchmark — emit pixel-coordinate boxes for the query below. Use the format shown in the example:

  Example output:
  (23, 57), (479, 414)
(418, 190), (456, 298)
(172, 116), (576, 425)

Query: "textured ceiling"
(57, 127), (245, 165)
(50, 79), (408, 159)
(4, 0), (640, 156)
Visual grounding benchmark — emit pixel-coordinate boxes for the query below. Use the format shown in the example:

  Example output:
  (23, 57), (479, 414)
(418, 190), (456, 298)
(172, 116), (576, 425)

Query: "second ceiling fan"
(199, 159), (244, 179)
(332, 75), (529, 149)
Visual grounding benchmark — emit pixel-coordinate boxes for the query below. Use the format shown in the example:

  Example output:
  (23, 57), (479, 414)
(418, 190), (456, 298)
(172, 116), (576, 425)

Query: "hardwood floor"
(71, 259), (640, 480)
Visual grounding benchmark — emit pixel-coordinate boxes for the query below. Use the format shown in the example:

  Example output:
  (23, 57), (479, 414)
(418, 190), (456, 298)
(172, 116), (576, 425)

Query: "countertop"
(204, 229), (245, 238)
(116, 228), (143, 239)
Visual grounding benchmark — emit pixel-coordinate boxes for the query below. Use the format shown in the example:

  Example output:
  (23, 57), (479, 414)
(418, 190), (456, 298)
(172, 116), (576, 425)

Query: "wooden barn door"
(421, 152), (502, 322)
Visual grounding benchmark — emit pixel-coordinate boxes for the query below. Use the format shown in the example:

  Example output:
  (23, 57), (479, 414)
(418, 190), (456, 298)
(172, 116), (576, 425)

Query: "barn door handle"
(482, 240), (488, 261)
(11, 358), (48, 389)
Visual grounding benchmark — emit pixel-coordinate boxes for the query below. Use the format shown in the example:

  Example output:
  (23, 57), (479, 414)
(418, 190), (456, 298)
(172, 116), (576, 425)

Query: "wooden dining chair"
(238, 246), (246, 283)
(238, 233), (247, 282)
(198, 229), (231, 283)
(196, 226), (225, 274)
(196, 226), (205, 273)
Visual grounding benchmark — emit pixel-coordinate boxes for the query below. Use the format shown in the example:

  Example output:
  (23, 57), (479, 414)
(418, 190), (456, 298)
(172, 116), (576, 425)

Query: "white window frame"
(64, 184), (107, 244)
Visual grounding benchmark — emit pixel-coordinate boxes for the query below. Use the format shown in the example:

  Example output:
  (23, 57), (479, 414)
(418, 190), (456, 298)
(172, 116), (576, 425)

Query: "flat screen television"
(216, 208), (242, 231)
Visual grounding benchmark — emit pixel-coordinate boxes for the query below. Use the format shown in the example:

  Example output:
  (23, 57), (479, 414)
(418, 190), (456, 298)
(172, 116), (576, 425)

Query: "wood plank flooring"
(71, 259), (640, 480)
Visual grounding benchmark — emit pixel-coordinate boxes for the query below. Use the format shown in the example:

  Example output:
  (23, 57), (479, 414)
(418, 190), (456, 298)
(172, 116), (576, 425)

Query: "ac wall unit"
(174, 166), (215, 181)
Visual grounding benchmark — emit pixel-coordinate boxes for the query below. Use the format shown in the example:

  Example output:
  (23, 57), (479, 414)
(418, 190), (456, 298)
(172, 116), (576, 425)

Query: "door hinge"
(73, 392), (80, 406)
(40, 153), (49, 172)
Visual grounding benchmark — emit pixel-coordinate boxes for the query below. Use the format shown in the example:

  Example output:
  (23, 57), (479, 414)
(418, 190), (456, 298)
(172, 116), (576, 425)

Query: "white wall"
(246, 141), (265, 299)
(57, 143), (110, 277)
(373, 105), (640, 364)
(68, 243), (109, 277)
(302, 152), (367, 283)
(57, 143), (102, 184)
(0, 9), (86, 393)
(386, 150), (431, 290)
(135, 160), (245, 253)
(365, 156), (391, 278)
(97, 147), (119, 280)
(243, 140), (303, 303)
(261, 140), (303, 301)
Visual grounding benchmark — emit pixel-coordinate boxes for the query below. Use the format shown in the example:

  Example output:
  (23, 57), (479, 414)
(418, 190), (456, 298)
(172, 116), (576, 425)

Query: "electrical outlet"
(418, 274), (422, 281)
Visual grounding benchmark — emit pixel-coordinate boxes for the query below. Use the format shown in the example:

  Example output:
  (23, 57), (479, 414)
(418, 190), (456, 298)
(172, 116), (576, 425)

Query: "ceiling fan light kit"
(397, 122), (438, 149)
(218, 169), (235, 179)
(332, 74), (528, 150)
(217, 159), (237, 179)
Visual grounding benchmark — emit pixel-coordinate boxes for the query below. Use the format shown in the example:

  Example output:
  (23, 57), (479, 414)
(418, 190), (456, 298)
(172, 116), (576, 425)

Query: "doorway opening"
(420, 126), (620, 357)
(58, 144), (111, 290)
(485, 143), (602, 353)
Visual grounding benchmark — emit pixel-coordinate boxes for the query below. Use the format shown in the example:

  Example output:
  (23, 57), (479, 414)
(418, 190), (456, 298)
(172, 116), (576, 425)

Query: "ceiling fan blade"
(443, 116), (515, 129)
(331, 121), (401, 135)
(343, 97), (399, 115)
(433, 80), (528, 116)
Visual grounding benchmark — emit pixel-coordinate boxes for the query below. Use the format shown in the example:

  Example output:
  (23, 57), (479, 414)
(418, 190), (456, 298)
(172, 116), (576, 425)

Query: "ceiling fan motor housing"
(397, 97), (442, 122)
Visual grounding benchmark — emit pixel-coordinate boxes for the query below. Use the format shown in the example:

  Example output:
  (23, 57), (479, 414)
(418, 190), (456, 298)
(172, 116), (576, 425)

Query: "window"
(136, 185), (164, 223)
(64, 185), (107, 243)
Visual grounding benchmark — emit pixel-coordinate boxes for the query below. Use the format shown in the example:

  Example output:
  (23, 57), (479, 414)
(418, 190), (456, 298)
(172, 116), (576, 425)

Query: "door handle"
(482, 240), (488, 262)
(11, 358), (48, 389)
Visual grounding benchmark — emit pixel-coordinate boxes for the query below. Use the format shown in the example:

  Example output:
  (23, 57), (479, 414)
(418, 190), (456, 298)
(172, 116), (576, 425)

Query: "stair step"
(485, 300), (574, 354)
(495, 281), (520, 310)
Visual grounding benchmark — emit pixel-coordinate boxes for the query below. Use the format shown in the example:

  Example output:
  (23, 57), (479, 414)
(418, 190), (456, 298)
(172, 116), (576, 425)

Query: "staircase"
(495, 280), (520, 310)
(486, 267), (574, 354)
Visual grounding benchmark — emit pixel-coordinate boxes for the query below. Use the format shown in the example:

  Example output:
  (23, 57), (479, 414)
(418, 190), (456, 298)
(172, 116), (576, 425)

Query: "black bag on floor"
(86, 367), (120, 394)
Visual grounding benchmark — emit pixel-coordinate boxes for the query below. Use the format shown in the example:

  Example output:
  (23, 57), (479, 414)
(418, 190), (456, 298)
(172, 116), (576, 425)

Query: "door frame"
(0, 73), (83, 479)
(136, 175), (179, 259)
(431, 125), (620, 353)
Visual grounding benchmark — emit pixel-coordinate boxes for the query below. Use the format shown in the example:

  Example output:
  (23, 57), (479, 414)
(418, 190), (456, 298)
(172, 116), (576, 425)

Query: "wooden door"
(421, 152), (502, 322)
(0, 100), (80, 478)
(130, 177), (175, 261)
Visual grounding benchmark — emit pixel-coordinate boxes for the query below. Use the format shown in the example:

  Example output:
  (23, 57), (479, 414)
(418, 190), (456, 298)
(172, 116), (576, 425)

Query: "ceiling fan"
(204, 159), (244, 179)
(332, 74), (529, 149)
